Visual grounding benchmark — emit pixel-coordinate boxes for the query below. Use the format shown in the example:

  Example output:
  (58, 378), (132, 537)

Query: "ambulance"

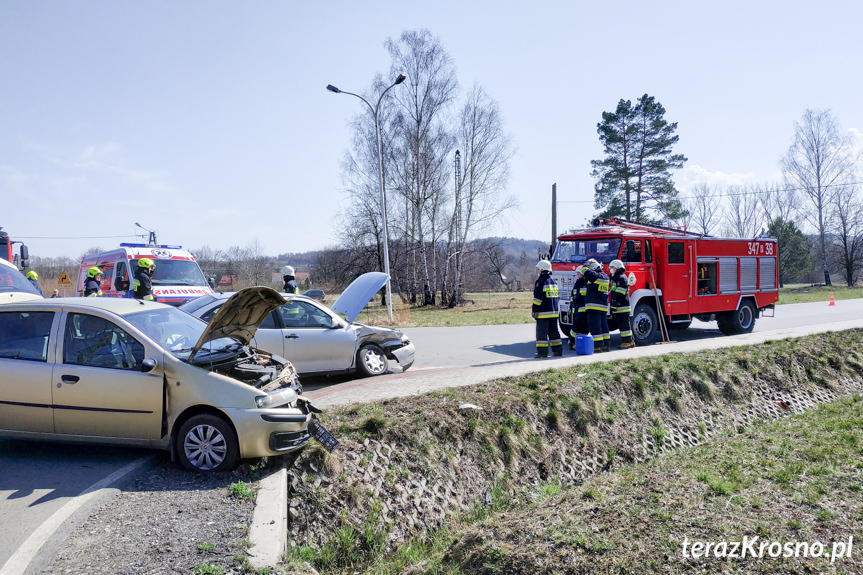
(76, 243), (214, 305)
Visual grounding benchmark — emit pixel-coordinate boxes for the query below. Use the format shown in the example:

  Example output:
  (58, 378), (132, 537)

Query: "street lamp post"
(327, 74), (405, 321)
(135, 222), (157, 246)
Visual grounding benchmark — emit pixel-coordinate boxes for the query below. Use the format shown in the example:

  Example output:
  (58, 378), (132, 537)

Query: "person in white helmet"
(609, 259), (634, 349)
(532, 259), (562, 358)
(281, 265), (298, 294)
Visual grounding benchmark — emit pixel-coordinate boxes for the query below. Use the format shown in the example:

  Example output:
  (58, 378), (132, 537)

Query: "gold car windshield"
(124, 307), (238, 359)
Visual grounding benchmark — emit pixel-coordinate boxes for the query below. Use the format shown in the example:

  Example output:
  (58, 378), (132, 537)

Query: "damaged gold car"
(0, 287), (336, 472)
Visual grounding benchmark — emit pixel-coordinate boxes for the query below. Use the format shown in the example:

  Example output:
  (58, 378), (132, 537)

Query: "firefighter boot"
(619, 341), (635, 349)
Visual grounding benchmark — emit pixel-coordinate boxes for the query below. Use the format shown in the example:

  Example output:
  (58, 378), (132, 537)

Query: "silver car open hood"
(330, 272), (388, 324)
(189, 286), (286, 362)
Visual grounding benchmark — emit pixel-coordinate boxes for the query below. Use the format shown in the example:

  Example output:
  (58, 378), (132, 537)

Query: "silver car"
(0, 287), (335, 473)
(180, 272), (415, 377)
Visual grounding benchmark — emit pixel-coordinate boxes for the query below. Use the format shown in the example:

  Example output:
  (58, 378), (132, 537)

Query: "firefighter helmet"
(26, 270), (38, 280)
(609, 259), (624, 272)
(536, 260), (552, 272)
(281, 265), (295, 276)
(87, 266), (103, 278)
(138, 258), (155, 269)
(586, 258), (600, 271)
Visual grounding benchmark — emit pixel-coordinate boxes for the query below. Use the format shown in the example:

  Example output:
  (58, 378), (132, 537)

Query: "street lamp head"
(326, 84), (341, 94)
(394, 74), (406, 85)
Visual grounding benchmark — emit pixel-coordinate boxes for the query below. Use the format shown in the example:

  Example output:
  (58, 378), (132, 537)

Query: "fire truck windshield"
(551, 238), (622, 265)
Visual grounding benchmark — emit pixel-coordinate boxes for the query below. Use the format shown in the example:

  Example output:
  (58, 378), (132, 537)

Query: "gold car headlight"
(255, 388), (299, 409)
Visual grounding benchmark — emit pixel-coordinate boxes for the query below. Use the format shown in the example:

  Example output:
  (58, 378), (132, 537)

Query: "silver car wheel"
(183, 422), (228, 471)
(176, 414), (240, 473)
(358, 345), (388, 377)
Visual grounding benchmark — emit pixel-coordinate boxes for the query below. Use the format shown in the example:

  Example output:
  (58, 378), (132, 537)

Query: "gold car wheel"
(177, 414), (239, 472)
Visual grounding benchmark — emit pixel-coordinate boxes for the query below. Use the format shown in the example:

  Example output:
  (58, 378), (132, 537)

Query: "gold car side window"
(0, 311), (53, 362)
(63, 313), (145, 370)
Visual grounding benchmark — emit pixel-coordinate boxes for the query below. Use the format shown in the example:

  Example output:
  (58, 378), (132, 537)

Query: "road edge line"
(0, 454), (157, 575)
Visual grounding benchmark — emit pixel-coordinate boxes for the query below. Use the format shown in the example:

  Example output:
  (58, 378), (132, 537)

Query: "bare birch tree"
(780, 109), (857, 285)
(759, 182), (800, 227)
(448, 84), (516, 307)
(722, 184), (763, 238)
(679, 183), (721, 235)
(830, 182), (863, 286)
(386, 29), (458, 306)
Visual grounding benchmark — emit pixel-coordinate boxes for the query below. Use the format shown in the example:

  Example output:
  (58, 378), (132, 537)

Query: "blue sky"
(1, 1), (861, 259)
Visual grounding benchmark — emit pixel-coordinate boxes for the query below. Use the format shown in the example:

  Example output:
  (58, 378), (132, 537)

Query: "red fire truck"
(551, 217), (778, 346)
(0, 226), (30, 269)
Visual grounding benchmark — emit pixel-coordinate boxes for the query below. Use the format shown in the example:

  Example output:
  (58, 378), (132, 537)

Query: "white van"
(77, 243), (214, 305)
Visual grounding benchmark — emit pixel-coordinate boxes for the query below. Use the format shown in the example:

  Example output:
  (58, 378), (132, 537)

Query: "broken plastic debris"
(458, 403), (481, 410)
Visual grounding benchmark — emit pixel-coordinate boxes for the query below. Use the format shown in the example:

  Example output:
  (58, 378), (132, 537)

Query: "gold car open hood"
(188, 286), (286, 363)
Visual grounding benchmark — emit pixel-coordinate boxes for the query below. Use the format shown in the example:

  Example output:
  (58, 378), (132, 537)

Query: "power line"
(16, 234), (140, 240)
(557, 180), (863, 204)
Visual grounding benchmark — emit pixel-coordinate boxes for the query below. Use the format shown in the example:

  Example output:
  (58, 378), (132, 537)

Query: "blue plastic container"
(575, 334), (594, 355)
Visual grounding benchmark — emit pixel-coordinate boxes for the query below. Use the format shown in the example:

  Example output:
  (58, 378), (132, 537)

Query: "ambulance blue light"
(159, 244), (183, 249)
(120, 243), (147, 248)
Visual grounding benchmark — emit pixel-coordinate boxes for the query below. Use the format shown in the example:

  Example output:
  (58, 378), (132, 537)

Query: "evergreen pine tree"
(591, 94), (687, 223)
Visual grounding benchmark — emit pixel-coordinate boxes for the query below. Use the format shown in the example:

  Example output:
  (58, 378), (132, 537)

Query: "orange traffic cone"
(829, 293), (835, 306)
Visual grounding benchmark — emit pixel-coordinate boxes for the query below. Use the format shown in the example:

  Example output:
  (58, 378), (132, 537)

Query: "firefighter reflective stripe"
(585, 303), (608, 312)
(611, 306), (631, 313)
(532, 273), (560, 317)
(144, 294), (155, 301)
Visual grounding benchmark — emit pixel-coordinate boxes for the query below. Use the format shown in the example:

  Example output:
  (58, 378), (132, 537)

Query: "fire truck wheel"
(718, 301), (756, 335)
(631, 303), (659, 346)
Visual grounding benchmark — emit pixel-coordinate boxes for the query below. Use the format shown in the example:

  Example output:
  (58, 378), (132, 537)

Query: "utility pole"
(550, 183), (557, 258)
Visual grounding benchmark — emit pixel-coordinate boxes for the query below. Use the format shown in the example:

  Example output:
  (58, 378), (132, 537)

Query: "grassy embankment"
(279, 330), (863, 575)
(355, 283), (863, 328)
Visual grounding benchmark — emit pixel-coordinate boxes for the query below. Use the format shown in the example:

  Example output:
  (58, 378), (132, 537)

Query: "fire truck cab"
(77, 243), (214, 306)
(551, 217), (778, 346)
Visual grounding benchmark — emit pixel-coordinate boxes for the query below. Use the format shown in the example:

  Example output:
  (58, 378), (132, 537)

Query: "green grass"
(229, 481), (255, 500)
(282, 329), (863, 575)
(777, 283), (863, 305)
(361, 394), (863, 574)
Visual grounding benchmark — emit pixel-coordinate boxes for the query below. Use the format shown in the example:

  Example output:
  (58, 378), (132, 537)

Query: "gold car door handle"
(61, 375), (80, 384)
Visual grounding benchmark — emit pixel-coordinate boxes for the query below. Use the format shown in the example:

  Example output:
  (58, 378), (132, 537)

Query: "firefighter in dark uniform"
(532, 260), (562, 358)
(609, 259), (634, 349)
(133, 258), (156, 301)
(567, 264), (589, 349)
(83, 266), (103, 297)
(583, 258), (610, 352)
(26, 270), (44, 296)
(282, 265), (299, 294)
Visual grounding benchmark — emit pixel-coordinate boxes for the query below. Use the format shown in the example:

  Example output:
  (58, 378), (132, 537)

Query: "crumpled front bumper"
(389, 341), (416, 370)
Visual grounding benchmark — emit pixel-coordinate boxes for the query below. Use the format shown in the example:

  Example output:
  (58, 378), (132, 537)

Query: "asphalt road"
(0, 441), (156, 575)
(303, 298), (863, 407)
(2, 298), (861, 573)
